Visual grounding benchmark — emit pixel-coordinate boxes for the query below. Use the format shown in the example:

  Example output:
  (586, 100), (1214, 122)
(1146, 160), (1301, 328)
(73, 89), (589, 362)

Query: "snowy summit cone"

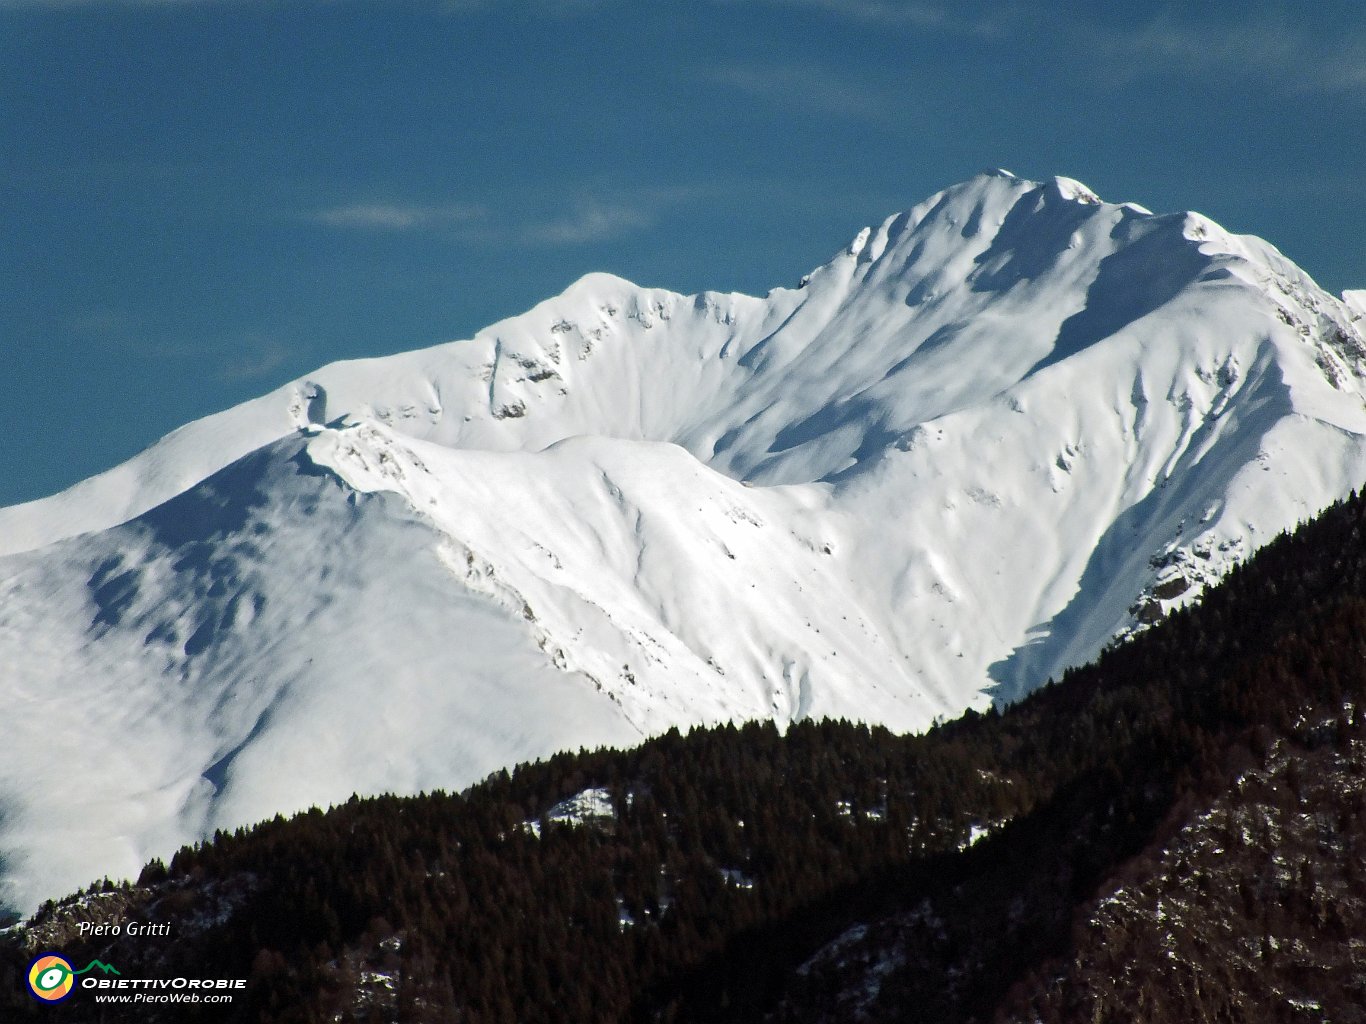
(2, 173), (1365, 915)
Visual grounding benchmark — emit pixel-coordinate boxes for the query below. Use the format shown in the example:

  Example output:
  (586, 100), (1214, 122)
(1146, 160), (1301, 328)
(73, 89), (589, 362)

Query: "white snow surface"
(2, 171), (1366, 914)
(545, 788), (616, 826)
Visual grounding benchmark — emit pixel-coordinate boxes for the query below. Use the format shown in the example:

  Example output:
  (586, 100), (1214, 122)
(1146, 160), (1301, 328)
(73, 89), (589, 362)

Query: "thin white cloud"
(517, 200), (652, 245)
(701, 62), (899, 124)
(221, 335), (290, 381)
(308, 202), (488, 231)
(68, 313), (290, 378)
(66, 311), (216, 359)
(713, 0), (1007, 37)
(308, 189), (695, 247)
(439, 0), (609, 12)
(0, 0), (610, 9)
(0, 0), (240, 8)
(1096, 12), (1366, 97)
(67, 310), (137, 336)
(799, 0), (947, 28)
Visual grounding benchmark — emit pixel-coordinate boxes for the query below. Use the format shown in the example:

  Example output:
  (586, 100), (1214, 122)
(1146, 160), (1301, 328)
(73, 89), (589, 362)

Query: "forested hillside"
(6, 491), (1366, 1023)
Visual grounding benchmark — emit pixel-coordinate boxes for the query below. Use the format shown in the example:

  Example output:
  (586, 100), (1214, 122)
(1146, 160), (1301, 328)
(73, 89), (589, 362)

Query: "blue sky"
(4, 0), (1365, 506)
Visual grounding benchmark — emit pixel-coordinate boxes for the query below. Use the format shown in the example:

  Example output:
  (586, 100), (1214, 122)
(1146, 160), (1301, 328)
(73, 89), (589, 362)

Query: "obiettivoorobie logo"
(27, 954), (120, 1003)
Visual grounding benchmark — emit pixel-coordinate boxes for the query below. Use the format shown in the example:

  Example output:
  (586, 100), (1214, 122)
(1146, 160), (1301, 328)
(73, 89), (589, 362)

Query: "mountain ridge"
(2, 171), (1365, 915)
(5, 170), (1362, 555)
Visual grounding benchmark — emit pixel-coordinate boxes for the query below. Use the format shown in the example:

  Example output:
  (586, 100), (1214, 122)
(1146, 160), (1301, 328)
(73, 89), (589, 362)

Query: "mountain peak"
(3, 176), (1366, 916)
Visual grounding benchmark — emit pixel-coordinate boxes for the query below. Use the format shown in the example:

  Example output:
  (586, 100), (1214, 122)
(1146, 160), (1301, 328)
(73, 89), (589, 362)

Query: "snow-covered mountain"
(3, 170), (1365, 915)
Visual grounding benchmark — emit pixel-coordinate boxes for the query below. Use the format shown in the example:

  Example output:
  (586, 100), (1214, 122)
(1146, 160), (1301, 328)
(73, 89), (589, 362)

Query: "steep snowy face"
(0, 439), (645, 915)
(3, 171), (1360, 549)
(2, 172), (1365, 915)
(273, 170), (1366, 491)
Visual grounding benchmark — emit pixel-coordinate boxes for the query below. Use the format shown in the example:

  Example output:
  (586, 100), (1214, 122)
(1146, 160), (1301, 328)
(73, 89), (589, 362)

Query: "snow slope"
(2, 171), (1365, 914)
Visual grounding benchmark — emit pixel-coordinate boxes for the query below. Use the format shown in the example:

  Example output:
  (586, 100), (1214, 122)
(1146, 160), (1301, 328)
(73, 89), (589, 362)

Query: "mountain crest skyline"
(1, 172), (1365, 917)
